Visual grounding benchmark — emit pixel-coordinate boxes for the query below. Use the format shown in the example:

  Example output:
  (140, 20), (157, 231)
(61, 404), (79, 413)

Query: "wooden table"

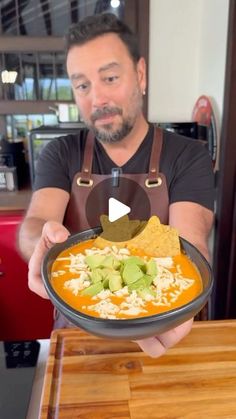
(40, 320), (236, 418)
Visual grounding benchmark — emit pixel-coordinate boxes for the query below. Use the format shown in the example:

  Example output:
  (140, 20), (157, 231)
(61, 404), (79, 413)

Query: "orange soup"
(50, 239), (203, 319)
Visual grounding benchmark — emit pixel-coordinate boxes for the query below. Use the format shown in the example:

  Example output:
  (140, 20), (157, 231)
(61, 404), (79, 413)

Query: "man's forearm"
(17, 217), (46, 261)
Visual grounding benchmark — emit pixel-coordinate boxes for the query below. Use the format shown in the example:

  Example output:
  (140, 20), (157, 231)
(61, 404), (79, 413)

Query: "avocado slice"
(119, 261), (125, 276)
(108, 273), (123, 292)
(89, 268), (103, 284)
(123, 256), (146, 269)
(101, 267), (114, 279)
(146, 259), (157, 276)
(80, 281), (103, 296)
(85, 254), (105, 270)
(122, 263), (144, 284)
(143, 274), (154, 287)
(102, 277), (109, 289)
(128, 277), (147, 292)
(137, 286), (156, 299)
(101, 255), (121, 270)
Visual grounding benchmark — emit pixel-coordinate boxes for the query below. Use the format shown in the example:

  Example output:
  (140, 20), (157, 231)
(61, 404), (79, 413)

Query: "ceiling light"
(1, 70), (18, 84)
(111, 0), (120, 8)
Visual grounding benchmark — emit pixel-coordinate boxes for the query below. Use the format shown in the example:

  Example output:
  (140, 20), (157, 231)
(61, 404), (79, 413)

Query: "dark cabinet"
(0, 212), (54, 340)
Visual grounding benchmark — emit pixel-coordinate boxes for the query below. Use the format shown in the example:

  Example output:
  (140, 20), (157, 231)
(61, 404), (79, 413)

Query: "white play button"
(108, 197), (131, 222)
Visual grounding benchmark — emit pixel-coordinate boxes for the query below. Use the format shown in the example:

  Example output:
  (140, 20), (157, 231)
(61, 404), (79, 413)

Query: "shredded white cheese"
(54, 245), (196, 319)
(51, 270), (66, 277)
(154, 257), (173, 268)
(64, 276), (90, 295)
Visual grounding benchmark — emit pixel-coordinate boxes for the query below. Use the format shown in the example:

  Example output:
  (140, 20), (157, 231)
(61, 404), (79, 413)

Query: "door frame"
(212, 0), (236, 318)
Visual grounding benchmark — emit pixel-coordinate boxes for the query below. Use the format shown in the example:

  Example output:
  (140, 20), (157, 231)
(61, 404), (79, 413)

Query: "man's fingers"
(28, 238), (50, 298)
(28, 273), (49, 299)
(135, 336), (167, 358)
(135, 319), (193, 358)
(42, 221), (70, 244)
(28, 221), (70, 298)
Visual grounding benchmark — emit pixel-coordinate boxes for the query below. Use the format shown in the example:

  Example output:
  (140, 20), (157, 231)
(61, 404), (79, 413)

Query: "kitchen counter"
(26, 339), (50, 419)
(0, 187), (32, 212)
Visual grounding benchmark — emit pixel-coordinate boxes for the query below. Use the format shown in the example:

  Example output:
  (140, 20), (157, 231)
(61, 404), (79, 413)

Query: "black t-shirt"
(34, 124), (215, 211)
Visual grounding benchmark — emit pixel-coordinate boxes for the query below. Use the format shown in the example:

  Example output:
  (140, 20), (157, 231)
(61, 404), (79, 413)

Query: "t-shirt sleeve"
(33, 137), (72, 192)
(168, 140), (215, 211)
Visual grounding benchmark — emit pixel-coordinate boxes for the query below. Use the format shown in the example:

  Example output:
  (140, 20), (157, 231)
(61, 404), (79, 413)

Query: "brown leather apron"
(64, 127), (169, 233)
(54, 126), (170, 328)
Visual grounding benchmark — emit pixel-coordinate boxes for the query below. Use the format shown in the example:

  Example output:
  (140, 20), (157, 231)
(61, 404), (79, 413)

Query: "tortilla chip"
(94, 215), (181, 257)
(129, 220), (147, 237)
(128, 216), (180, 257)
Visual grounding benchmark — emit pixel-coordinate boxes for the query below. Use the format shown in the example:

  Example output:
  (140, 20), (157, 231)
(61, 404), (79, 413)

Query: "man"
(18, 13), (214, 358)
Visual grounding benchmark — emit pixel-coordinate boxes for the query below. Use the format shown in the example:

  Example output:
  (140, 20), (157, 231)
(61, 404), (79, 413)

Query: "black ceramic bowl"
(42, 227), (213, 340)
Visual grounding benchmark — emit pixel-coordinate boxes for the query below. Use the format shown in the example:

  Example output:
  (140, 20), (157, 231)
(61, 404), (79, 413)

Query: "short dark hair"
(65, 13), (140, 63)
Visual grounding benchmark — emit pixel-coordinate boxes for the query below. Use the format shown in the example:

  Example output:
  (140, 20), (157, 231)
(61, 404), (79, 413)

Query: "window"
(0, 0), (149, 136)
(6, 114), (58, 140)
(0, 0), (125, 36)
(1, 52), (73, 101)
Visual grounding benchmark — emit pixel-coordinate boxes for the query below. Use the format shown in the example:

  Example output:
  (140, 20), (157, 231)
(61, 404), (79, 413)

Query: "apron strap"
(145, 127), (163, 188)
(149, 127), (163, 175)
(78, 130), (94, 185)
(79, 126), (163, 185)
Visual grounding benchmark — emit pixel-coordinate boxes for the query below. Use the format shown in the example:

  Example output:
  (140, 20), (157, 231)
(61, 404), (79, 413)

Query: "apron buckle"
(77, 177), (94, 187)
(145, 177), (162, 188)
(111, 167), (122, 187)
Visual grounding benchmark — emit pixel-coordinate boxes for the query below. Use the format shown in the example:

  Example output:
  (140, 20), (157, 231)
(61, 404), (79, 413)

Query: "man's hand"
(135, 318), (193, 357)
(28, 221), (70, 299)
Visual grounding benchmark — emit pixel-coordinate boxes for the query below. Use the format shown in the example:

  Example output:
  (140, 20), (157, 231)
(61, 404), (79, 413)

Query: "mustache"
(91, 106), (122, 122)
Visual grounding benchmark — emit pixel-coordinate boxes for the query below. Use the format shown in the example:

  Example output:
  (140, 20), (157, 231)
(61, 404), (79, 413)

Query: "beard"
(81, 85), (143, 144)
(92, 117), (133, 144)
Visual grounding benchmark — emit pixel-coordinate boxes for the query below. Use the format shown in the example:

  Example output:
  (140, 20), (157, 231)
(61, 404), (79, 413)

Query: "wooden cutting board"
(40, 320), (236, 418)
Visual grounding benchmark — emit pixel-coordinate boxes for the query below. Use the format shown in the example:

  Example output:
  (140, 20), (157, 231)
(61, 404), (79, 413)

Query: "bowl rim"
(41, 226), (214, 325)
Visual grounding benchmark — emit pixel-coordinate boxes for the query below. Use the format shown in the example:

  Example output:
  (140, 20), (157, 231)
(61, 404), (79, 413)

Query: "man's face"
(66, 33), (146, 143)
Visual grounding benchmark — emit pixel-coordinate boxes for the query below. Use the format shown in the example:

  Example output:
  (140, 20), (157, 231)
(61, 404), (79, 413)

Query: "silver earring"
(143, 90), (146, 96)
